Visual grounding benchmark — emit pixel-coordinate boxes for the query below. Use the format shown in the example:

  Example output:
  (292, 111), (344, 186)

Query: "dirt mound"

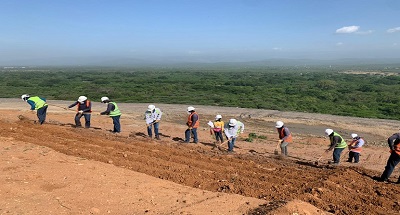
(1, 109), (399, 214)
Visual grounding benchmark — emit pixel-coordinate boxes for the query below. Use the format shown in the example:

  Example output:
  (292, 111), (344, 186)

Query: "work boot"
(155, 135), (160, 140)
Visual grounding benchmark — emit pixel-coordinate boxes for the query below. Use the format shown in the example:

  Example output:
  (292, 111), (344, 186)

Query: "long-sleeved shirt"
(188, 113), (199, 127)
(277, 126), (291, 141)
(100, 102), (116, 115)
(224, 124), (239, 139)
(236, 121), (245, 134)
(350, 138), (365, 148)
(328, 135), (343, 151)
(387, 133), (400, 151)
(144, 108), (162, 124)
(68, 101), (91, 112)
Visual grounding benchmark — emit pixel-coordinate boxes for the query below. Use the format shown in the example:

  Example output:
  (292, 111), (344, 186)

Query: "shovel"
(215, 138), (232, 151)
(315, 151), (329, 165)
(274, 140), (281, 155)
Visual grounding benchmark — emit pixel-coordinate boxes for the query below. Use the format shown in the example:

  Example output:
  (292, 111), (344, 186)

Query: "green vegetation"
(245, 133), (268, 142)
(1, 65), (400, 119)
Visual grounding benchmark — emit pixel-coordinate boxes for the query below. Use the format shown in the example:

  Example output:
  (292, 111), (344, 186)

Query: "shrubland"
(1, 65), (400, 119)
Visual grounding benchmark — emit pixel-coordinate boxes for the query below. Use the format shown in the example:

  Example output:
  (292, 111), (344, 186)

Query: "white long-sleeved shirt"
(144, 108), (162, 124)
(236, 121), (245, 134)
(224, 124), (239, 139)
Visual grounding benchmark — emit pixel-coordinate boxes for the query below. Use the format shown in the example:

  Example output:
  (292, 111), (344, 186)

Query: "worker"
(347, 133), (364, 163)
(376, 132), (400, 183)
(324, 129), (347, 164)
(145, 104), (162, 140)
(275, 121), (292, 156)
(21, 94), (48, 125)
(236, 120), (245, 136)
(184, 106), (199, 143)
(212, 115), (224, 144)
(100, 97), (121, 133)
(224, 119), (240, 152)
(68, 96), (92, 128)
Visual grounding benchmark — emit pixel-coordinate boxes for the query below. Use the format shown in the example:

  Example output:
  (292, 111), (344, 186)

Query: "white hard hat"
(229, 118), (237, 126)
(187, 106), (195, 112)
(325, 129), (334, 136)
(351, 133), (358, 139)
(148, 104), (155, 111)
(21, 94), (30, 101)
(275, 121), (284, 128)
(215, 114), (222, 120)
(78, 96), (87, 103)
(101, 97), (109, 102)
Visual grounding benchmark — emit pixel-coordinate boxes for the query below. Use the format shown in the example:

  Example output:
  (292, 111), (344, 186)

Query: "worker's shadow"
(159, 133), (170, 138)
(172, 137), (185, 142)
(134, 132), (148, 138)
(201, 142), (216, 147)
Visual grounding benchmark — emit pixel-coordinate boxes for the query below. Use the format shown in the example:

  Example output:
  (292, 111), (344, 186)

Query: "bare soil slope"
(0, 99), (399, 214)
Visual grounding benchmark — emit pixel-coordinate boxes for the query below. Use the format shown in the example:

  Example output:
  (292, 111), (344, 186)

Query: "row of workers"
(21, 94), (400, 184)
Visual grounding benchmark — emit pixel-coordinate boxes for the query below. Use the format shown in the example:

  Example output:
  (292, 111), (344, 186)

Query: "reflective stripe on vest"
(278, 126), (293, 143)
(28, 96), (47, 110)
(332, 132), (347, 148)
(109, 102), (121, 116)
(187, 112), (199, 128)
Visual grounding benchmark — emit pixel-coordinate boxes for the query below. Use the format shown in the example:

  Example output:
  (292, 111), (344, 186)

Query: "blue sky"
(0, 0), (399, 65)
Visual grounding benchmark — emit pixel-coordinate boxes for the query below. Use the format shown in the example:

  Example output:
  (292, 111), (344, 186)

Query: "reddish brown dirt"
(1, 99), (400, 214)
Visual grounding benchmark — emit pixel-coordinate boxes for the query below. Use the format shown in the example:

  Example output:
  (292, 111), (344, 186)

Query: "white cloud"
(272, 47), (282, 51)
(387, 27), (400, 33)
(336, 26), (360, 34)
(355, 30), (373, 35)
(394, 43), (398, 46)
(336, 42), (343, 46)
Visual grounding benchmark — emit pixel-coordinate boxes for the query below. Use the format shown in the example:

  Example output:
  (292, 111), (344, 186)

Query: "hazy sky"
(1, 0), (399, 64)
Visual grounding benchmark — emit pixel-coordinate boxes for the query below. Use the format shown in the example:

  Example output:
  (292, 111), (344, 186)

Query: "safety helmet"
(78, 96), (87, 103)
(325, 129), (334, 136)
(351, 133), (358, 139)
(187, 106), (195, 112)
(101, 97), (109, 103)
(229, 118), (237, 126)
(215, 114), (222, 120)
(148, 104), (155, 111)
(21, 94), (30, 101)
(275, 121), (284, 128)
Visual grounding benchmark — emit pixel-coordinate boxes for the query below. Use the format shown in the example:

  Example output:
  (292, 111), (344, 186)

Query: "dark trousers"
(75, 113), (91, 128)
(348, 151), (360, 163)
(185, 128), (198, 143)
(214, 131), (224, 142)
(37, 106), (48, 124)
(333, 147), (345, 164)
(111, 115), (121, 133)
(381, 152), (400, 182)
(147, 122), (159, 138)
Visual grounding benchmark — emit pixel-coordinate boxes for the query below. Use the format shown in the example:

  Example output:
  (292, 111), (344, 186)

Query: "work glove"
(78, 110), (83, 114)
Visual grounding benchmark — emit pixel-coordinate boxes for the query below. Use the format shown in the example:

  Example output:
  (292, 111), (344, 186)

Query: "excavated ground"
(1, 99), (400, 214)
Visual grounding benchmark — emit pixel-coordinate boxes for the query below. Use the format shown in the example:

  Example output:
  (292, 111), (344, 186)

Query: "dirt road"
(0, 98), (399, 214)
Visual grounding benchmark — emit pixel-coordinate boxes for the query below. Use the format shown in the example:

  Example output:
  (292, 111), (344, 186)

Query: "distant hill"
(1, 56), (399, 68)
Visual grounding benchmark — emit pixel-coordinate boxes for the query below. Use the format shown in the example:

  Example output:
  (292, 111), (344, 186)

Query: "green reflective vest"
(28, 96), (48, 110)
(331, 132), (347, 148)
(109, 102), (121, 117)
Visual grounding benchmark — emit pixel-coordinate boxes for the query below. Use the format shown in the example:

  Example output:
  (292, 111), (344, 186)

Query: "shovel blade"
(274, 149), (279, 155)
